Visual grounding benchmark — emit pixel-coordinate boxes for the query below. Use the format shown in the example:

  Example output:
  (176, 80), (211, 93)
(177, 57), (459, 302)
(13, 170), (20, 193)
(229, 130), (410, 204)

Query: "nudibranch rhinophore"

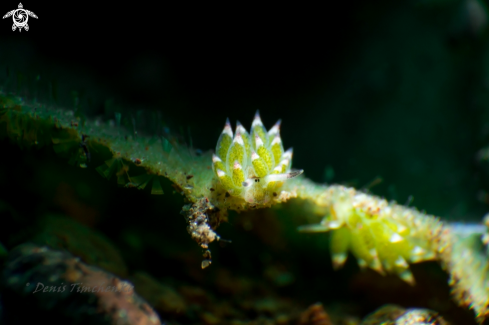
(212, 111), (303, 204)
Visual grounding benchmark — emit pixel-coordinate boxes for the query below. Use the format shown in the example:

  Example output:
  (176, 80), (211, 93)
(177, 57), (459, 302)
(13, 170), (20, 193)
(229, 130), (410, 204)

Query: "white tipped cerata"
(212, 112), (302, 204)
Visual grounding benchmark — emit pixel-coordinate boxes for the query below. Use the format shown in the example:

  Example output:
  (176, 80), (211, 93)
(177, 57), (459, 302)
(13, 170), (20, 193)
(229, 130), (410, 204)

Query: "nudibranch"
(212, 111), (303, 205)
(298, 186), (441, 285)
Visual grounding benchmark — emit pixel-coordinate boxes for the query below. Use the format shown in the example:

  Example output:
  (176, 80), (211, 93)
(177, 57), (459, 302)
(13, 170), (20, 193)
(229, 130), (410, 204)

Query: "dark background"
(2, 0), (489, 221)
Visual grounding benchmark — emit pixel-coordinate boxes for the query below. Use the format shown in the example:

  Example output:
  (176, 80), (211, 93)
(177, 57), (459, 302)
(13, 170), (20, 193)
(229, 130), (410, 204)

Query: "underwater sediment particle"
(212, 111), (303, 207)
(1, 243), (161, 325)
(181, 197), (227, 268)
(360, 304), (448, 325)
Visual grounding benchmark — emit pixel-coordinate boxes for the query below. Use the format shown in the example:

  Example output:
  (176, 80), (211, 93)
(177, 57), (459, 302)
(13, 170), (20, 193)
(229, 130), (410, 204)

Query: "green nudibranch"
(298, 186), (441, 285)
(212, 111), (303, 205)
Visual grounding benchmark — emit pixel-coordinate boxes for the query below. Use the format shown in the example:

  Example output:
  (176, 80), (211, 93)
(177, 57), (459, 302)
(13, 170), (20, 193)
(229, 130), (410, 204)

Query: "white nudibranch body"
(212, 111), (303, 204)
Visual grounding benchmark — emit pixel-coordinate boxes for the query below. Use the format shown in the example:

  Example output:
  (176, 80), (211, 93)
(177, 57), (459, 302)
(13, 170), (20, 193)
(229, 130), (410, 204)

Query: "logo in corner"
(3, 3), (37, 32)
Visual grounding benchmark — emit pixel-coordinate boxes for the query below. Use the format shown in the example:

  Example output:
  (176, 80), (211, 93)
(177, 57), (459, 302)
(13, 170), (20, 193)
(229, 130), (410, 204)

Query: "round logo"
(13, 9), (28, 28)
(2, 3), (38, 32)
